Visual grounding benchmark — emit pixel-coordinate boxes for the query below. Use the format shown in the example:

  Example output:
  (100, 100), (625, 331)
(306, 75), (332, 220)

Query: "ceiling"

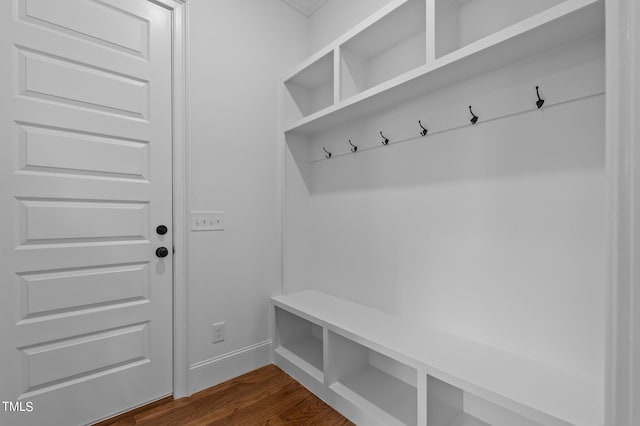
(281, 0), (328, 16)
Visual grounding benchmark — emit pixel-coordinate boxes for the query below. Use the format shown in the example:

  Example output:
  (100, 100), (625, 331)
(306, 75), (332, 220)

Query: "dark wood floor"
(97, 364), (354, 425)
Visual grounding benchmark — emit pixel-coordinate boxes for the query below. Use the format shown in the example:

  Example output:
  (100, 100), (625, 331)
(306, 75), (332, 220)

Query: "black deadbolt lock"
(156, 225), (168, 235)
(156, 247), (169, 258)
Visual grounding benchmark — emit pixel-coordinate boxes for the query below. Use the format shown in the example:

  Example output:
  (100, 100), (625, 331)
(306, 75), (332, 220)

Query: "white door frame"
(150, 0), (190, 399)
(606, 0), (639, 424)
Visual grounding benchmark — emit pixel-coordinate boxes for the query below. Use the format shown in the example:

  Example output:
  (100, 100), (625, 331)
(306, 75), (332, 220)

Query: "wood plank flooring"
(96, 364), (354, 425)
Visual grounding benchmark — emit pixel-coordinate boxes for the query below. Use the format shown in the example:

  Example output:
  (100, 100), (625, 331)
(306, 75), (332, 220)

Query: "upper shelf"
(282, 0), (604, 135)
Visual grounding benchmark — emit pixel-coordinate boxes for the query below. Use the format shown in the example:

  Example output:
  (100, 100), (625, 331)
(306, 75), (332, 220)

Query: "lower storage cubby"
(427, 376), (548, 426)
(272, 291), (600, 426)
(327, 331), (417, 426)
(274, 307), (324, 382)
(428, 376), (487, 426)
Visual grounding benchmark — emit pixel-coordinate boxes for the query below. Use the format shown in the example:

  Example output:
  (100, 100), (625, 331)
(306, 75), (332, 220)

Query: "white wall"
(187, 0), (308, 393)
(285, 2), (606, 379)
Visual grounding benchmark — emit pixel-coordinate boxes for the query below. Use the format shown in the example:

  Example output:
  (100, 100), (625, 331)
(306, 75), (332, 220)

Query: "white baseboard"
(188, 340), (273, 395)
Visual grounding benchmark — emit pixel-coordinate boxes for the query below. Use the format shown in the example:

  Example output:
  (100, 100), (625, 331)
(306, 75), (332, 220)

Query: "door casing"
(143, 0), (189, 401)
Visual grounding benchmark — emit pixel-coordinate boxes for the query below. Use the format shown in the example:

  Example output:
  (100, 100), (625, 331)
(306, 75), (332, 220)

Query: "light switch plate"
(191, 211), (224, 231)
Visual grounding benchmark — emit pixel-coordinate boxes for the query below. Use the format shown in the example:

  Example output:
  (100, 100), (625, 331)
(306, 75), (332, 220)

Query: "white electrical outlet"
(191, 211), (224, 231)
(212, 321), (225, 343)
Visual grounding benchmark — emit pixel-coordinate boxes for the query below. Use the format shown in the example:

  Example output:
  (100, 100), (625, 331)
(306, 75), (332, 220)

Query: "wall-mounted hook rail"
(348, 139), (358, 153)
(536, 86), (545, 109)
(309, 92), (603, 164)
(418, 120), (428, 136)
(469, 105), (479, 125)
(380, 131), (389, 145)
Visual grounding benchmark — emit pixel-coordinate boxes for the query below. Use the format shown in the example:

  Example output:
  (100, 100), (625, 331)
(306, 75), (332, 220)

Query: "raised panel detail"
(19, 0), (149, 58)
(18, 263), (150, 320)
(19, 323), (150, 393)
(17, 199), (149, 245)
(17, 48), (149, 119)
(18, 123), (149, 179)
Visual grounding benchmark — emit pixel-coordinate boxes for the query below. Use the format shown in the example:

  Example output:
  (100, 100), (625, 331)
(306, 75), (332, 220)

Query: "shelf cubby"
(274, 307), (324, 382)
(434, 0), (569, 59)
(427, 375), (550, 426)
(283, 51), (334, 124)
(340, 0), (426, 100)
(327, 331), (417, 426)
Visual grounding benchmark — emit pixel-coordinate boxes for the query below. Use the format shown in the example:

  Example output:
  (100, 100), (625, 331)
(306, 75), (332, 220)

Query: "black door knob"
(156, 247), (169, 258)
(156, 225), (168, 235)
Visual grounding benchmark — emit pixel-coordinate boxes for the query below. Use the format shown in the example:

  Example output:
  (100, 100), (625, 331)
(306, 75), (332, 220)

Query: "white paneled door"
(0, 1), (174, 425)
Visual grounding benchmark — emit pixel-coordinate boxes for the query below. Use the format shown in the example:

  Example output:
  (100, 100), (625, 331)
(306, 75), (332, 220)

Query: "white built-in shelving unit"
(278, 0), (606, 424)
(282, 0), (604, 136)
(272, 291), (603, 426)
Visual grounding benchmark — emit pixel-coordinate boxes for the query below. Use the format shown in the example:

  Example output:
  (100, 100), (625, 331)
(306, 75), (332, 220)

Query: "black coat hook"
(418, 120), (428, 136)
(469, 105), (478, 125)
(323, 147), (332, 159)
(348, 139), (358, 153)
(380, 131), (389, 145)
(535, 86), (545, 109)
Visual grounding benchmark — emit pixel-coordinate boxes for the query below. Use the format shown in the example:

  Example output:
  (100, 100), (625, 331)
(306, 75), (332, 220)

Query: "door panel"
(17, 48), (150, 119)
(19, 124), (150, 179)
(19, 0), (150, 57)
(18, 199), (150, 243)
(18, 262), (150, 319)
(20, 323), (150, 394)
(0, 0), (174, 425)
